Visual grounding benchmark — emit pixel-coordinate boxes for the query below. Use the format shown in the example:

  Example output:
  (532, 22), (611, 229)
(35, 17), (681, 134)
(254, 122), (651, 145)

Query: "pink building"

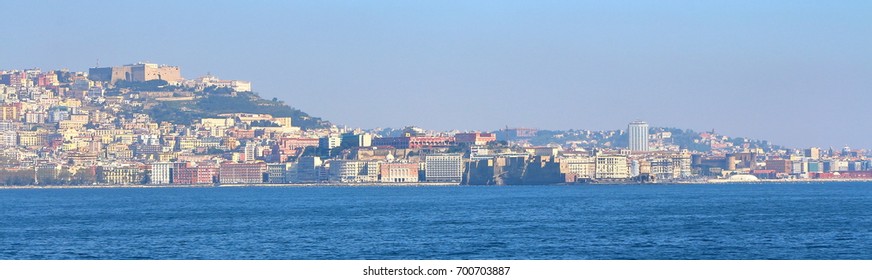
(173, 162), (217, 185)
(379, 163), (419, 183)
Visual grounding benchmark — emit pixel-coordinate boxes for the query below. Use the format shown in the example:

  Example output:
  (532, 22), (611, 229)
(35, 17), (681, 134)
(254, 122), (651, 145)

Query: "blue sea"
(1, 182), (871, 259)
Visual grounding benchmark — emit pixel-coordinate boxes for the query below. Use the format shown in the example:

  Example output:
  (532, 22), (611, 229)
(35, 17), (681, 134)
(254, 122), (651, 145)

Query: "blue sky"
(2, 1), (871, 148)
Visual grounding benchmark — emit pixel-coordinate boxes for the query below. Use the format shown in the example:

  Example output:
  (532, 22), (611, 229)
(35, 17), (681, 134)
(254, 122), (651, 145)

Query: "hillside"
(111, 81), (330, 129)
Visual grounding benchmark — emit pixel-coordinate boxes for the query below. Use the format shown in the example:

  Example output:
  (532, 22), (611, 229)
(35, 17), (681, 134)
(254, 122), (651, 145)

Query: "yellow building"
(178, 137), (200, 151)
(62, 142), (79, 151)
(273, 117), (293, 127)
(560, 156), (596, 179)
(17, 131), (44, 147)
(158, 152), (177, 162)
(70, 114), (89, 123)
(97, 165), (143, 185)
(58, 99), (82, 108)
(114, 134), (135, 145)
(0, 104), (21, 121)
(595, 155), (629, 179)
(60, 128), (80, 141)
(58, 119), (87, 130)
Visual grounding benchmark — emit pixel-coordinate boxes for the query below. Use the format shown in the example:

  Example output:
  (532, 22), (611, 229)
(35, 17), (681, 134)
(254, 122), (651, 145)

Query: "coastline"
(3, 178), (872, 190)
(0, 182), (462, 190)
(705, 178), (872, 184)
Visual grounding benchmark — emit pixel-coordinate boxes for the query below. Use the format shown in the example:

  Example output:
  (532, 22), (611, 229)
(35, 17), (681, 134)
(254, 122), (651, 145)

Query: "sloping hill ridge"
(130, 82), (330, 129)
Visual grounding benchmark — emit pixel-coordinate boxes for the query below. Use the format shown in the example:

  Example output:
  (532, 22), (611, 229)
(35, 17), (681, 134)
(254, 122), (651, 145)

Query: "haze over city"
(2, 0), (870, 148)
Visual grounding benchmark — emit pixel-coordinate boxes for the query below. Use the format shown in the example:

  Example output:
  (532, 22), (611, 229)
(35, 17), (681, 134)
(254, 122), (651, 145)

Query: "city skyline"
(2, 1), (871, 148)
(3, 51), (867, 186)
(1, 61), (865, 151)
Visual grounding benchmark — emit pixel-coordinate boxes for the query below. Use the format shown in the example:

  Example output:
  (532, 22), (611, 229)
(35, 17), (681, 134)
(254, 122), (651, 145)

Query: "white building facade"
(628, 121), (649, 152)
(150, 162), (173, 184)
(425, 154), (463, 182)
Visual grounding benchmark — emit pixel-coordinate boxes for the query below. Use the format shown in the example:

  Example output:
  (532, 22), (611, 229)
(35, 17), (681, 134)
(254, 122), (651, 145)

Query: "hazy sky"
(2, 1), (870, 148)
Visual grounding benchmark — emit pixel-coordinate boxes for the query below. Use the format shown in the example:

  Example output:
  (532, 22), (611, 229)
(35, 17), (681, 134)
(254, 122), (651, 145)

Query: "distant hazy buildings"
(496, 128), (537, 142)
(341, 132), (372, 149)
(189, 74), (251, 92)
(455, 132), (497, 146)
(804, 147), (821, 160)
(628, 121), (649, 152)
(372, 136), (454, 149)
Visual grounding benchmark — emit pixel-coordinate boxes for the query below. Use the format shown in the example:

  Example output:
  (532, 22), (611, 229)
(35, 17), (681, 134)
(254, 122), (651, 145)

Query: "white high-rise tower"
(628, 121), (649, 152)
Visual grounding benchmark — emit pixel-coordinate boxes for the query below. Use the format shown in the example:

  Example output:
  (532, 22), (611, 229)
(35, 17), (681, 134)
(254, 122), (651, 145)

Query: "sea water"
(1, 182), (871, 259)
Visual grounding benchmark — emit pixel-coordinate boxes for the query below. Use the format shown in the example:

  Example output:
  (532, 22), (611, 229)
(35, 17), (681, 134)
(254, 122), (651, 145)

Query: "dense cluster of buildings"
(0, 63), (869, 186)
(696, 147), (872, 181)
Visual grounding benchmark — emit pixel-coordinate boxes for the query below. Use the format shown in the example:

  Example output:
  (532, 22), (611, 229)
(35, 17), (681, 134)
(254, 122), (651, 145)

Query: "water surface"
(1, 183), (871, 259)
